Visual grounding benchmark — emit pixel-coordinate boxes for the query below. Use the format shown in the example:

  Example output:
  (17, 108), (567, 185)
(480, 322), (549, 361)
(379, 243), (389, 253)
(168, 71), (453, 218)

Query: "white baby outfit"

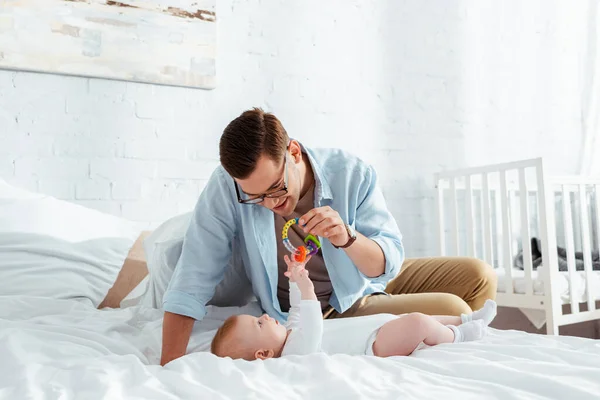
(279, 281), (493, 356)
(280, 282), (398, 356)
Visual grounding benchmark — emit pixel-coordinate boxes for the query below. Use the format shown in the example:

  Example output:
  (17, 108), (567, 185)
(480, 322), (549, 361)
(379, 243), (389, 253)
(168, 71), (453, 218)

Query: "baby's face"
(234, 314), (288, 357)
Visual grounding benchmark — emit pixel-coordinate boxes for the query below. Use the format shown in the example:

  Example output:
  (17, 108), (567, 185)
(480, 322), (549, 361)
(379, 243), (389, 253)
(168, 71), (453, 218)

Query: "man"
(160, 108), (497, 366)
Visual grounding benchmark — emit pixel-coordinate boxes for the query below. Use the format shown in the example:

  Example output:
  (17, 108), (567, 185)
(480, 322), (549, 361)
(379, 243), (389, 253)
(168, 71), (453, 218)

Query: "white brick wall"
(90, 159), (158, 180)
(75, 181), (111, 200)
(111, 182), (142, 200)
(0, 0), (591, 257)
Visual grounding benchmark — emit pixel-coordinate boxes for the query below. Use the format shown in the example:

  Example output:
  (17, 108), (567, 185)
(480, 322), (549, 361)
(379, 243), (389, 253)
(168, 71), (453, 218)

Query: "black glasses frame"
(234, 155), (289, 204)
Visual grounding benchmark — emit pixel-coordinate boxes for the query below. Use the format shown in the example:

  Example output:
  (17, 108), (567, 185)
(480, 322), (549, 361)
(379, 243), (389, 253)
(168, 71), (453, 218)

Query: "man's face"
(235, 143), (303, 217)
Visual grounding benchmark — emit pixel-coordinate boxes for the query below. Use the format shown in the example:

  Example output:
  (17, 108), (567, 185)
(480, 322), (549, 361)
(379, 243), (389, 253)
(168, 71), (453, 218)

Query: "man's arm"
(160, 167), (238, 365)
(160, 312), (195, 366)
(340, 231), (386, 277)
(300, 165), (403, 279)
(347, 164), (404, 279)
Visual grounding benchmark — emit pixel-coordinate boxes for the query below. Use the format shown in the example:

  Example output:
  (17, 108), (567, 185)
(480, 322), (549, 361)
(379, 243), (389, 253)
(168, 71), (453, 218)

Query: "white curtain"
(580, 0), (600, 176)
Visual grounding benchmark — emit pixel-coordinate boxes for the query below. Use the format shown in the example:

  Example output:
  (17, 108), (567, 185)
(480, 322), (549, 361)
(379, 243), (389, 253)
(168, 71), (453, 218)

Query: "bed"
(2, 178), (600, 399)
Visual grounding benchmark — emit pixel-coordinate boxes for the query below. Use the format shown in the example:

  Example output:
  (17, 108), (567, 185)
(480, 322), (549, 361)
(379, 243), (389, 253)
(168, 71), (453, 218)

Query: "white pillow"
(124, 212), (255, 309)
(0, 178), (140, 242)
(0, 179), (141, 305)
(0, 232), (134, 307)
(142, 211), (192, 280)
(0, 178), (45, 200)
(123, 211), (193, 308)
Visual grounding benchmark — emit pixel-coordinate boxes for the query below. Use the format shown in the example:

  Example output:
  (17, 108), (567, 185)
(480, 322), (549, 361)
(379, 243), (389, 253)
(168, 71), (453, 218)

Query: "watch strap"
(333, 224), (357, 249)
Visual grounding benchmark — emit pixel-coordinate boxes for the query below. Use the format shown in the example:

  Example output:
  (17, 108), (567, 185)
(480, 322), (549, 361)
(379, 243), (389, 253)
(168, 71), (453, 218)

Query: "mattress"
(1, 296), (600, 399)
(496, 267), (600, 304)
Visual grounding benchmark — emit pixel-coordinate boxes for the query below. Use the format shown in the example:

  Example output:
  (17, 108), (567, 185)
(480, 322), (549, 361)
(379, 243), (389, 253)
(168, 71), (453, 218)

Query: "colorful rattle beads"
(295, 245), (308, 263)
(304, 234), (321, 256)
(281, 218), (321, 263)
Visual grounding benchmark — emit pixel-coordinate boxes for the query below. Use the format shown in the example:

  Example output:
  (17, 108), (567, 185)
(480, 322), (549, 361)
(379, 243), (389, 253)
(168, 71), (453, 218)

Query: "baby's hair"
(210, 315), (240, 357)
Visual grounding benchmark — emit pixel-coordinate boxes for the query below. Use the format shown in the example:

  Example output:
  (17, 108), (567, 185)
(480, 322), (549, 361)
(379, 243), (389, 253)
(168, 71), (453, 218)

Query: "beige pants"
(324, 257), (498, 319)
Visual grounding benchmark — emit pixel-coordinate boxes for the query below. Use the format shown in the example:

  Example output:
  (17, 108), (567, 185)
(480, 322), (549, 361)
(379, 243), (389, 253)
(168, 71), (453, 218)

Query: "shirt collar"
(295, 140), (333, 202)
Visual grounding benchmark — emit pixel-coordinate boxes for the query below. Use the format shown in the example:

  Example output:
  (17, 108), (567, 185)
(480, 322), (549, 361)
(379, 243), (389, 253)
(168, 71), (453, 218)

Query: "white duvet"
(1, 296), (600, 400)
(1, 185), (599, 399)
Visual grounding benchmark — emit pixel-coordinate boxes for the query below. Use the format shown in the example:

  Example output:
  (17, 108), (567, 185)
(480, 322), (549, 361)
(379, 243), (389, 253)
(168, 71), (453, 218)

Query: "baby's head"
(211, 313), (288, 360)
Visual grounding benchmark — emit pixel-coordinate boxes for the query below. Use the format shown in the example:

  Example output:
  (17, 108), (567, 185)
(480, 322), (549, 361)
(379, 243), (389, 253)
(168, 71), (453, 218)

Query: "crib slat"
(508, 188), (515, 254)
(500, 171), (513, 294)
(449, 177), (459, 256)
(482, 173), (493, 265)
(596, 185), (600, 276)
(535, 161), (561, 334)
(519, 168), (533, 296)
(436, 178), (446, 256)
(596, 185), (600, 255)
(465, 175), (475, 256)
(495, 188), (504, 269)
(578, 184), (595, 311)
(562, 185), (579, 313)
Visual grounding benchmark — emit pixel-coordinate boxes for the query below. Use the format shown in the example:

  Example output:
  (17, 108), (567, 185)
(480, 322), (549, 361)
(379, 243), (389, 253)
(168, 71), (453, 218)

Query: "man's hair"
(210, 315), (247, 359)
(219, 108), (289, 179)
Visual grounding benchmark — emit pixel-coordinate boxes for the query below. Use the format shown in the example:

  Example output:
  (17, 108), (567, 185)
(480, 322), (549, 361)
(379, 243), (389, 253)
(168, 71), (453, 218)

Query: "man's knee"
(465, 258), (497, 290)
(433, 293), (472, 316)
(460, 257), (498, 307)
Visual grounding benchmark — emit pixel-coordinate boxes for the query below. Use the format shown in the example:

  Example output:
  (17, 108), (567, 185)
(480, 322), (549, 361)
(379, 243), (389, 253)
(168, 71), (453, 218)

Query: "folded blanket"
(513, 237), (600, 271)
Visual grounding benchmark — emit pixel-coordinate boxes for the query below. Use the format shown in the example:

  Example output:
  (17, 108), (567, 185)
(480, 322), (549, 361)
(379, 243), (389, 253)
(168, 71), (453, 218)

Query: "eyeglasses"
(234, 155), (289, 205)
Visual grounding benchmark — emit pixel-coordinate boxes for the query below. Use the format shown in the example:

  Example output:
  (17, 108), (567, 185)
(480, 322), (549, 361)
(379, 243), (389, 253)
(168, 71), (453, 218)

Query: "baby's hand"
(283, 254), (311, 282)
(291, 265), (315, 298)
(283, 255), (315, 300)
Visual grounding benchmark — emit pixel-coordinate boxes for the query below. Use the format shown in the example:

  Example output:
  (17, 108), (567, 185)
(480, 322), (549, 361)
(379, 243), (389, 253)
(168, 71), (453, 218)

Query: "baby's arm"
(284, 255), (317, 329)
(281, 259), (323, 356)
(286, 256), (317, 302)
(284, 255), (308, 328)
(283, 255), (317, 321)
(285, 281), (303, 329)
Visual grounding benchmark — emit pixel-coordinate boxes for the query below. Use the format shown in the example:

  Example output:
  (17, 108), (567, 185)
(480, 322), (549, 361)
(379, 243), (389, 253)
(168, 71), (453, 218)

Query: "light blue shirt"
(163, 144), (405, 323)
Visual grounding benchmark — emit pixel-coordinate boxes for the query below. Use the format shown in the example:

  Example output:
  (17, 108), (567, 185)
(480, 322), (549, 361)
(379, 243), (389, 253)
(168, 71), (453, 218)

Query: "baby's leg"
(431, 315), (461, 325)
(372, 313), (454, 357)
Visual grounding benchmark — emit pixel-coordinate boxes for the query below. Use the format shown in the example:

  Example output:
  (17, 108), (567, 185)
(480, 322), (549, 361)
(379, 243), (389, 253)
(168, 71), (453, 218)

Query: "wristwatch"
(333, 224), (357, 249)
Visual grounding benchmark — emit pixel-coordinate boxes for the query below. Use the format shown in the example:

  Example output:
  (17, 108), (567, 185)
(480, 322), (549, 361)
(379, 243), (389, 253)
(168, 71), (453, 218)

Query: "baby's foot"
(461, 299), (497, 326)
(450, 320), (487, 343)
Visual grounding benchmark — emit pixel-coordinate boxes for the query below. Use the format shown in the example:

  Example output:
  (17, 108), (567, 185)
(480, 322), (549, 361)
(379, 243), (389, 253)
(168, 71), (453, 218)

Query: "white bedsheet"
(1, 297), (599, 399)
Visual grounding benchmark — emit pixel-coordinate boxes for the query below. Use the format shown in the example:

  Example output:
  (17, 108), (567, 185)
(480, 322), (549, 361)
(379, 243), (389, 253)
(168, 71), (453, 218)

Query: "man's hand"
(299, 206), (349, 247)
(300, 206), (387, 278)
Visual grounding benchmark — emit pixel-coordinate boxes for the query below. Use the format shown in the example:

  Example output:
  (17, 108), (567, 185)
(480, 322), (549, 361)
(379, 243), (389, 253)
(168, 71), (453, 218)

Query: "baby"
(211, 255), (497, 360)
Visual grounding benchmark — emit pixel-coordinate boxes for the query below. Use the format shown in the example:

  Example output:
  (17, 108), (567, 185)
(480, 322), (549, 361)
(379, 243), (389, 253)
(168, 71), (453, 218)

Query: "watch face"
(347, 224), (356, 238)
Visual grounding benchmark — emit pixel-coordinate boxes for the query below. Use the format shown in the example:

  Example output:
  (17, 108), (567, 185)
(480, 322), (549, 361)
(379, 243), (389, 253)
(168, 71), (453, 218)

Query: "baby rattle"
(281, 218), (321, 263)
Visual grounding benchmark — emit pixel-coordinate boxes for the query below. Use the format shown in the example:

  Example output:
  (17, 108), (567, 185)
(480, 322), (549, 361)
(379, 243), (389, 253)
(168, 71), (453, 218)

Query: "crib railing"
(434, 158), (600, 332)
(434, 158), (557, 302)
(549, 177), (600, 319)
